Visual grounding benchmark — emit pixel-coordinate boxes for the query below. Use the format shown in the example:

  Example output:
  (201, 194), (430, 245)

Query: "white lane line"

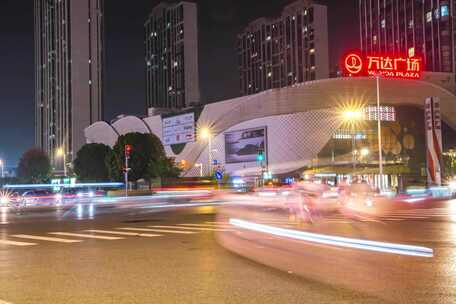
(49, 232), (124, 240)
(0, 239), (37, 247)
(12, 234), (82, 243)
(85, 229), (161, 238)
(178, 223), (232, 228)
(118, 227), (196, 234)
(150, 225), (232, 232)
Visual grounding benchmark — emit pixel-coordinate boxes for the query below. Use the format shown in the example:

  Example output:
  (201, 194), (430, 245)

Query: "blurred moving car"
(21, 190), (56, 205)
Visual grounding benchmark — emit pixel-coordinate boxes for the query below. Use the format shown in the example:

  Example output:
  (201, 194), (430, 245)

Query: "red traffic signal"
(125, 144), (133, 158)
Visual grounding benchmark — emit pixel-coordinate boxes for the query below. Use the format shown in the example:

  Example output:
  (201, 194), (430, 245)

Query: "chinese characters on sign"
(425, 97), (443, 186)
(364, 106), (396, 121)
(343, 53), (422, 79)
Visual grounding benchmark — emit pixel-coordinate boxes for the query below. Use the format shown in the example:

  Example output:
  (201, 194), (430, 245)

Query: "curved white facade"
(85, 77), (456, 177)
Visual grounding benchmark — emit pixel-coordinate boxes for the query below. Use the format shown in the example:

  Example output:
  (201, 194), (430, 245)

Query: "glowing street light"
(0, 159), (4, 178)
(360, 147), (370, 157)
(338, 105), (365, 170)
(340, 108), (364, 124)
(56, 147), (67, 177)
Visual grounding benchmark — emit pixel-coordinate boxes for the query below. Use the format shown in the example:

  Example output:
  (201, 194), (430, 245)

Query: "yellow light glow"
(342, 109), (364, 122)
(336, 100), (366, 128)
(360, 148), (370, 157)
(56, 148), (64, 157)
(200, 128), (211, 139)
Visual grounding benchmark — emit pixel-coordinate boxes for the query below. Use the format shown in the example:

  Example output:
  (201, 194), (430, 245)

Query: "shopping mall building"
(85, 75), (456, 189)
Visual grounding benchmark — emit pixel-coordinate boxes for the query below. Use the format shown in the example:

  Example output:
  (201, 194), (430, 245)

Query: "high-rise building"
(145, 2), (200, 110)
(237, 0), (329, 96)
(359, 0), (455, 73)
(34, 0), (104, 170)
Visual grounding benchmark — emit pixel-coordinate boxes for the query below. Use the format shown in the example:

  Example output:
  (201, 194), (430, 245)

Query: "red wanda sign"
(343, 52), (422, 79)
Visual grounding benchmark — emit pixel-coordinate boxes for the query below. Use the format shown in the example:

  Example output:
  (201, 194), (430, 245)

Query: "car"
(21, 190), (56, 206)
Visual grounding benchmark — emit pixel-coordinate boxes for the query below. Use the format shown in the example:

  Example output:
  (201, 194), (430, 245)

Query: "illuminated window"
(426, 11), (432, 22)
(408, 47), (415, 57)
(373, 35), (377, 44)
(441, 5), (449, 17)
(434, 9), (440, 19)
(408, 20), (414, 29)
(381, 19), (385, 28)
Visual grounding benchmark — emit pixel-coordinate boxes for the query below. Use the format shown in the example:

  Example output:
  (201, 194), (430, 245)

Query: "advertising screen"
(224, 127), (266, 164)
(162, 113), (195, 145)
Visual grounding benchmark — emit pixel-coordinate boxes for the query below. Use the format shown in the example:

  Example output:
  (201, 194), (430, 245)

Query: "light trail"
(229, 219), (434, 258)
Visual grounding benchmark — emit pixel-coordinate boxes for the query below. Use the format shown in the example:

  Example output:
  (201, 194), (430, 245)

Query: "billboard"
(162, 113), (195, 145)
(343, 52), (422, 79)
(425, 97), (443, 186)
(225, 127), (267, 164)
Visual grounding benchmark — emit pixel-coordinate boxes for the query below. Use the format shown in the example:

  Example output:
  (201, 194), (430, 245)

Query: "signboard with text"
(425, 97), (443, 186)
(162, 113), (195, 145)
(343, 52), (422, 79)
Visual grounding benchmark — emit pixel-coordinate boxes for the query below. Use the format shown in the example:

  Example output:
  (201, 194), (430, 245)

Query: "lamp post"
(341, 108), (364, 172)
(200, 127), (212, 176)
(56, 147), (66, 177)
(376, 75), (384, 189)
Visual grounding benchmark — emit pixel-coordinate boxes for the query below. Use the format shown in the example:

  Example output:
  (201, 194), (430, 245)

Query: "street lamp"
(199, 127), (213, 176)
(360, 147), (370, 157)
(0, 159), (4, 178)
(56, 147), (67, 177)
(339, 106), (364, 170)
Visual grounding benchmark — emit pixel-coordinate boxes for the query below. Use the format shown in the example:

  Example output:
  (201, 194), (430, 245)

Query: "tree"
(74, 143), (111, 181)
(106, 132), (180, 183)
(17, 148), (51, 183)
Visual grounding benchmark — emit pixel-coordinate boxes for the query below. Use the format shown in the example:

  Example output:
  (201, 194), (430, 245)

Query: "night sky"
(0, 0), (358, 167)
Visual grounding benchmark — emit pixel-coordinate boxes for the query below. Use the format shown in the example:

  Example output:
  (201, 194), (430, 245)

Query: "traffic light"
(257, 150), (265, 162)
(125, 144), (133, 158)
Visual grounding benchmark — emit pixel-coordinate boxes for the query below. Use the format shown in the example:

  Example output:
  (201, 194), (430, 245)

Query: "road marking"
(49, 232), (124, 240)
(178, 223), (232, 228)
(0, 299), (14, 304)
(150, 225), (232, 232)
(12, 234), (82, 243)
(85, 229), (161, 237)
(0, 239), (37, 246)
(118, 227), (196, 234)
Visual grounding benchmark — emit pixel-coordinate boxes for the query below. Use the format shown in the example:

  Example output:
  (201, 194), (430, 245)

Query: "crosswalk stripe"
(118, 227), (196, 234)
(85, 229), (161, 237)
(150, 225), (231, 232)
(0, 239), (37, 246)
(12, 234), (82, 243)
(49, 232), (124, 240)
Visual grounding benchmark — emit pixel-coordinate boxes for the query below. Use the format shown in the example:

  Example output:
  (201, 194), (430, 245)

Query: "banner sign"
(162, 113), (195, 145)
(425, 97), (443, 186)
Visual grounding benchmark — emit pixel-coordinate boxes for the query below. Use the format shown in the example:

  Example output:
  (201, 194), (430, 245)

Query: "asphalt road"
(0, 196), (454, 303)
